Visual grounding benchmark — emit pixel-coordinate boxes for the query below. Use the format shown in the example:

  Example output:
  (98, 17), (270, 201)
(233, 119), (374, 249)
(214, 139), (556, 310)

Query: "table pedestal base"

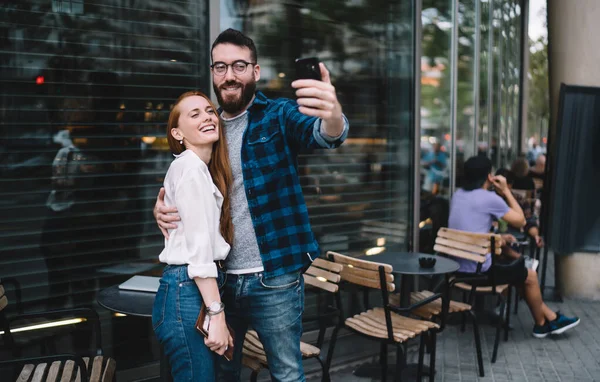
(353, 362), (431, 380)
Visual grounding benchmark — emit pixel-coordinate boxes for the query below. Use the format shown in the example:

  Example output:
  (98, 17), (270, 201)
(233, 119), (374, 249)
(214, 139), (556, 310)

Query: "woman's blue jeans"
(152, 265), (227, 382)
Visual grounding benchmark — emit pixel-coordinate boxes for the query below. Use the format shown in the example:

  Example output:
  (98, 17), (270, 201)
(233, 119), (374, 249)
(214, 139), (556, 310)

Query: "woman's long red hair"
(167, 91), (234, 245)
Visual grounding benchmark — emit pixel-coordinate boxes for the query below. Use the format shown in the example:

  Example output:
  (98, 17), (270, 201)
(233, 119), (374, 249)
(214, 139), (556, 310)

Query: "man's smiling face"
(211, 43), (260, 116)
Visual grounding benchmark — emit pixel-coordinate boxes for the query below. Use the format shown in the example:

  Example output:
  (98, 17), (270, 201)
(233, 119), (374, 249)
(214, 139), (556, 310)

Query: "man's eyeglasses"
(210, 60), (256, 76)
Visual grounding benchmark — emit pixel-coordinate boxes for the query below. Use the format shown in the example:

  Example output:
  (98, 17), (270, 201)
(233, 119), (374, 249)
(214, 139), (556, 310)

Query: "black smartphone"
(295, 57), (322, 81)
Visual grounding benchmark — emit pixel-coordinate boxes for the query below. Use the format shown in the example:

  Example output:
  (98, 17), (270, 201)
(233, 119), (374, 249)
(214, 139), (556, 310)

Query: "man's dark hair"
(462, 156), (492, 191)
(211, 28), (258, 63)
(495, 168), (515, 186)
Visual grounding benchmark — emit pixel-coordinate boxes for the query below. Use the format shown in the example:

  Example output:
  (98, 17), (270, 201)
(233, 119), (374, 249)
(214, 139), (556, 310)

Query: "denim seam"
(179, 316), (195, 381)
(153, 283), (169, 330)
(258, 272), (301, 290)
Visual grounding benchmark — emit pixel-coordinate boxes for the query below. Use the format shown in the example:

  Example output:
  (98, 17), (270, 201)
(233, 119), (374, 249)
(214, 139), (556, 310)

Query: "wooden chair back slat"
(31, 363), (47, 382)
(327, 251), (393, 273)
(435, 237), (489, 255)
(0, 296), (7, 313)
(303, 257), (342, 293)
(59, 361), (75, 382)
(305, 266), (340, 283)
(304, 274), (339, 293)
(434, 244), (486, 263)
(312, 258), (343, 273)
(340, 265), (394, 283)
(339, 267), (395, 292)
(438, 228), (501, 250)
(17, 364), (34, 382)
(101, 358), (117, 382)
(437, 228), (492, 246)
(74, 357), (90, 382)
(89, 357), (104, 382)
(437, 228), (502, 257)
(46, 361), (62, 382)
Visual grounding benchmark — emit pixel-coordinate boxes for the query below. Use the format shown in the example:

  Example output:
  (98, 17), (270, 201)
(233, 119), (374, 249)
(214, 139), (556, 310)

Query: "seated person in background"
(422, 143), (448, 195)
(511, 156), (536, 191)
(495, 168), (544, 253)
(528, 154), (546, 192)
(448, 156), (579, 338)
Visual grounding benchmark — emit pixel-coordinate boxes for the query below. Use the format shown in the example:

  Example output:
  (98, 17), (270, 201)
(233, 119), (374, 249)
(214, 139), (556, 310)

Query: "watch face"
(209, 301), (222, 311)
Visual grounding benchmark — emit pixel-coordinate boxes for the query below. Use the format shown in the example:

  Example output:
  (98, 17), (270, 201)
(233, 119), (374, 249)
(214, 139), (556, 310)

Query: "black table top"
(97, 285), (156, 318)
(365, 251), (460, 276)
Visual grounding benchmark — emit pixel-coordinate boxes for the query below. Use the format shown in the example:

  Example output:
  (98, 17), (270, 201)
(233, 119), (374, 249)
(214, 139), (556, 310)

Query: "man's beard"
(213, 79), (256, 115)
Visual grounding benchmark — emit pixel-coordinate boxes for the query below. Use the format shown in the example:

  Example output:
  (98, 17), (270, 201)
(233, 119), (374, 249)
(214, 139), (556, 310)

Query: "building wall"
(548, 0), (600, 299)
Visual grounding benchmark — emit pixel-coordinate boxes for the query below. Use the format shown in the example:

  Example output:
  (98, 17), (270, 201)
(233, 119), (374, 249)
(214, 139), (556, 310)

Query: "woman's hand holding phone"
(205, 313), (234, 356)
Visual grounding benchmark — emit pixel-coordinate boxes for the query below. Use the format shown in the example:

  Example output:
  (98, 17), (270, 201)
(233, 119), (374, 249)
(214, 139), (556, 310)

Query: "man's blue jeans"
(216, 270), (305, 382)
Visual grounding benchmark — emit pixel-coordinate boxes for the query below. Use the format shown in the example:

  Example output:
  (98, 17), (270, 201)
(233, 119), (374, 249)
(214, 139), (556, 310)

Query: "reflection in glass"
(456, 0), (477, 188)
(1, 0), (210, 367)
(421, 0), (452, 198)
(220, 0), (415, 253)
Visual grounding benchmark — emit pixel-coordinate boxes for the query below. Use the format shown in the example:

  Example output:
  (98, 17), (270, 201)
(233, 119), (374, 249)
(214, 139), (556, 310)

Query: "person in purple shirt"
(449, 156), (579, 338)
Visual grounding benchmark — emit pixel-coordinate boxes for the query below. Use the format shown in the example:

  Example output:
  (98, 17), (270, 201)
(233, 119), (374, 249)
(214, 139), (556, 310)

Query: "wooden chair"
(390, 286), (483, 376)
(0, 281), (116, 382)
(434, 228), (512, 364)
(241, 258), (343, 382)
(328, 251), (440, 382)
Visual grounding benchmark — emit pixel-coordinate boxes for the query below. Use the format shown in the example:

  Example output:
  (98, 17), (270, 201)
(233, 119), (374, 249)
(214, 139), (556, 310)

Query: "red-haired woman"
(152, 91), (234, 381)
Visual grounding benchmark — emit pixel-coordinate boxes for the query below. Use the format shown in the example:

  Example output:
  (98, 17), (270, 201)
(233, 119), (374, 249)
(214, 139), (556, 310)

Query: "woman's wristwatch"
(206, 301), (225, 316)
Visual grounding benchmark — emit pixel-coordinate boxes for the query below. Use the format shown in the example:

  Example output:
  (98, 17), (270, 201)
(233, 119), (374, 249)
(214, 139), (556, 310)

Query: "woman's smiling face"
(171, 95), (220, 148)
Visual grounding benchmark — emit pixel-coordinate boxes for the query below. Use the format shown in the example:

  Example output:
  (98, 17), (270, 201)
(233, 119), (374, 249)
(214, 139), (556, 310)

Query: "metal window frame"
(473, 0), (482, 157)
(412, 0), (423, 251)
(449, 0), (459, 194)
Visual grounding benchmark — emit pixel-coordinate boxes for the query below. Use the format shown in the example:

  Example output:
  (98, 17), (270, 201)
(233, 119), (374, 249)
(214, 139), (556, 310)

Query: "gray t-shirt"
(448, 188), (509, 273)
(221, 112), (264, 273)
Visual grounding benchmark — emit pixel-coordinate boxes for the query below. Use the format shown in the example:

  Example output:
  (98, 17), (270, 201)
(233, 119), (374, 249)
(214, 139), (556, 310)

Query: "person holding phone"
(449, 156), (579, 339)
(151, 91), (234, 381)
(154, 29), (348, 381)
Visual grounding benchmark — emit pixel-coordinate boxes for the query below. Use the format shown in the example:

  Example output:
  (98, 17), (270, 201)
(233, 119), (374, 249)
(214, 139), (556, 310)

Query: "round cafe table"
(368, 251), (460, 307)
(352, 251), (460, 380)
(97, 285), (172, 382)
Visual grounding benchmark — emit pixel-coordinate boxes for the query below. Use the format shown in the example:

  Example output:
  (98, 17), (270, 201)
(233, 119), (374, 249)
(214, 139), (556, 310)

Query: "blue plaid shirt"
(241, 91), (348, 278)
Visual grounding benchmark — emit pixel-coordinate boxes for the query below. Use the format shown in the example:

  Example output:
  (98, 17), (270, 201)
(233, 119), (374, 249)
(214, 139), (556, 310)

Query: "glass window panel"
(1, 0), (210, 368)
(220, 0), (416, 255)
(478, 0), (490, 158)
(420, 0), (453, 252)
(456, 0), (477, 188)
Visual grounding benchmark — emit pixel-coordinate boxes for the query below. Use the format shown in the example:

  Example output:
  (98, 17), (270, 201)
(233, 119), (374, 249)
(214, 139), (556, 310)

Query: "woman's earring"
(179, 140), (183, 145)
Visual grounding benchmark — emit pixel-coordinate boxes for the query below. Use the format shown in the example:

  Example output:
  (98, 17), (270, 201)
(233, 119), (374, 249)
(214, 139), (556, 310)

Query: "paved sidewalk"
(246, 252), (600, 381)
(301, 296), (599, 382)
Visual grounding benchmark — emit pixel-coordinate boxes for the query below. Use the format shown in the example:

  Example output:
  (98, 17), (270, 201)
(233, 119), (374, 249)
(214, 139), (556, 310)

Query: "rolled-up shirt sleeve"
(175, 169), (219, 279)
(313, 115), (349, 148)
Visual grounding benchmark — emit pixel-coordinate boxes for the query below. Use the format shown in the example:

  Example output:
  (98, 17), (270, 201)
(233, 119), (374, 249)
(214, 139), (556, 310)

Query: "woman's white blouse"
(159, 150), (230, 279)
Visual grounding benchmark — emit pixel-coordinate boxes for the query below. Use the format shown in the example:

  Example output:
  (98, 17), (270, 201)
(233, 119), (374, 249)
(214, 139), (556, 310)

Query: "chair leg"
(380, 342), (388, 382)
(429, 332), (437, 382)
(504, 290), (512, 342)
(323, 326), (340, 382)
(315, 357), (327, 382)
(417, 335), (425, 382)
(394, 343), (404, 382)
(469, 310), (485, 377)
(492, 300), (504, 363)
